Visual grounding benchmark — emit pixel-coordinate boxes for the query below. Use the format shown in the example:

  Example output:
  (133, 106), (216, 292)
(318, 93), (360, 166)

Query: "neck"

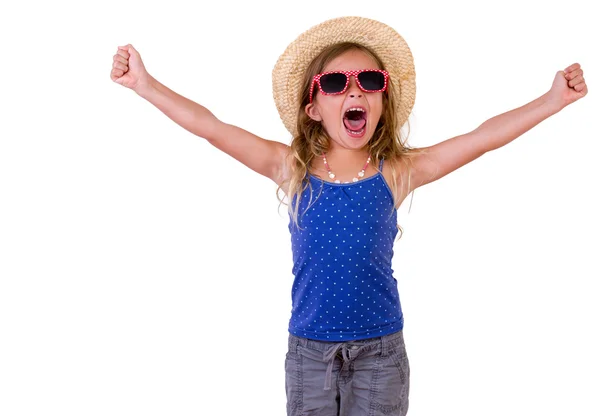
(324, 147), (370, 162)
(317, 148), (374, 184)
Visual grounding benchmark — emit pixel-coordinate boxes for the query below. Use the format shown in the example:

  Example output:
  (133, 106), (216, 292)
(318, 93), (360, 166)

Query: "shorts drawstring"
(323, 342), (351, 391)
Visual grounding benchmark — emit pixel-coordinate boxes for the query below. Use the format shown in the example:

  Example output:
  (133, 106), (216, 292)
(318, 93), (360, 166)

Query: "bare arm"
(135, 77), (289, 183)
(408, 64), (588, 191)
(111, 44), (289, 185)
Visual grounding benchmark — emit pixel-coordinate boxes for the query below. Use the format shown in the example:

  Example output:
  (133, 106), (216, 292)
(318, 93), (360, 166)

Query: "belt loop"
(298, 336), (307, 349)
(380, 333), (389, 356)
(289, 334), (301, 353)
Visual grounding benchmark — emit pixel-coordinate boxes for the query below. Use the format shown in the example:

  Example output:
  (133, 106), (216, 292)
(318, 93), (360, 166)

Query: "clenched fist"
(548, 63), (588, 110)
(110, 44), (151, 92)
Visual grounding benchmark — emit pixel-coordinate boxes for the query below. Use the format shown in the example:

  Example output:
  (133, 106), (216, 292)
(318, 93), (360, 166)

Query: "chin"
(342, 127), (373, 146)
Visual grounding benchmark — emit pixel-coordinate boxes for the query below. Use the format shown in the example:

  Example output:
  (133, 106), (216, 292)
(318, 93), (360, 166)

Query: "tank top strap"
(379, 158), (384, 171)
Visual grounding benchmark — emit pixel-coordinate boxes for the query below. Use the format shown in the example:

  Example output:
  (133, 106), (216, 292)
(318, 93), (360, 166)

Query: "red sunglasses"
(309, 69), (389, 103)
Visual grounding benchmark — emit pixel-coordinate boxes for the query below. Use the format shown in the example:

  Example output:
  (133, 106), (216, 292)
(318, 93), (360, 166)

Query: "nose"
(347, 75), (362, 98)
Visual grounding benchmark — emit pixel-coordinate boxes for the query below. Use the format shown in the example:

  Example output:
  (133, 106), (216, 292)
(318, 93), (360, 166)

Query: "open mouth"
(343, 107), (367, 136)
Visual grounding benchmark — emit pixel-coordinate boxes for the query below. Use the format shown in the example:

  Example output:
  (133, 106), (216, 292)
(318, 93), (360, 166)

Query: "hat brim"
(272, 16), (416, 137)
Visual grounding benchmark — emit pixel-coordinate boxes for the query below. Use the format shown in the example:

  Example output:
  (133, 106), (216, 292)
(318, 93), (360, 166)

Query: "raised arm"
(408, 64), (588, 191)
(111, 44), (289, 185)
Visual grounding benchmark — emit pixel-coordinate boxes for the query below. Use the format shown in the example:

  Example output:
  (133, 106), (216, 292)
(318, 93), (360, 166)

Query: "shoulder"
(383, 149), (427, 207)
(274, 144), (298, 194)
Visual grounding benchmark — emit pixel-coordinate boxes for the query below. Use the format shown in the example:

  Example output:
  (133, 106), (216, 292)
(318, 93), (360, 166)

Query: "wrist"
(541, 90), (566, 115)
(134, 75), (158, 98)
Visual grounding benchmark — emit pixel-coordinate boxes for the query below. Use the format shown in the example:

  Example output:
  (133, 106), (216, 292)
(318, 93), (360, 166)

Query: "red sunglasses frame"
(309, 69), (389, 103)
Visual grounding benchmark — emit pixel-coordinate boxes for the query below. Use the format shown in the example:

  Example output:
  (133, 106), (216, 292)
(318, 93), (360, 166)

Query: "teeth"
(347, 128), (365, 135)
(345, 107), (365, 113)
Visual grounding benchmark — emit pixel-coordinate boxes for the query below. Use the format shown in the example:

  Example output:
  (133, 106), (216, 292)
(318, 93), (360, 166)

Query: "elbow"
(195, 114), (221, 142)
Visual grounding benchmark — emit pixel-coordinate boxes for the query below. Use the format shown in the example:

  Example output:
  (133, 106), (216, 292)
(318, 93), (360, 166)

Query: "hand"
(110, 44), (152, 92)
(548, 63), (588, 110)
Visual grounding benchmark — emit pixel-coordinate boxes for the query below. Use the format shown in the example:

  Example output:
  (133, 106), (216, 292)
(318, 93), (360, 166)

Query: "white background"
(1, 0), (598, 415)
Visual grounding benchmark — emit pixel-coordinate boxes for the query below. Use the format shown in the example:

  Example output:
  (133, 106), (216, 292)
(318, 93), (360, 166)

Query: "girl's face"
(305, 49), (384, 151)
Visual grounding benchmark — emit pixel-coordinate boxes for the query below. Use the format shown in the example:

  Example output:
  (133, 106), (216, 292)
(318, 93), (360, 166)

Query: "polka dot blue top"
(288, 158), (404, 341)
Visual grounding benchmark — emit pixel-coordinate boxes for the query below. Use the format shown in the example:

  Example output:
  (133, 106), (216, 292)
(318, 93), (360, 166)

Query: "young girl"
(110, 16), (587, 416)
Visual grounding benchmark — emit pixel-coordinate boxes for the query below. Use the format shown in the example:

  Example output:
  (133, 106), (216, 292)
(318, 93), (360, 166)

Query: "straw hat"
(272, 16), (416, 137)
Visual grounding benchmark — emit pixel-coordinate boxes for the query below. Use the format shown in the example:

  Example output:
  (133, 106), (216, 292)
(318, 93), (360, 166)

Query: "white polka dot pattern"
(287, 159), (404, 341)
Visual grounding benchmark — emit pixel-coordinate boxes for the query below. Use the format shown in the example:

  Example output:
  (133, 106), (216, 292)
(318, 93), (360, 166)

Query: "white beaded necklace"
(321, 152), (371, 184)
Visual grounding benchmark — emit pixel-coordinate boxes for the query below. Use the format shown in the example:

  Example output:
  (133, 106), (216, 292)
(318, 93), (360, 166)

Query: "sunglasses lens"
(319, 73), (348, 94)
(358, 71), (386, 91)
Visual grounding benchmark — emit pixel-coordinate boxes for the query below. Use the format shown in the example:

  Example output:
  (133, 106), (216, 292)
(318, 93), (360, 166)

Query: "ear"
(305, 103), (322, 122)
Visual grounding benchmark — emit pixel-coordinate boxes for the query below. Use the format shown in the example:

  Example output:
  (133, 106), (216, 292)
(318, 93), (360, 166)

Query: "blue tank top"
(288, 158), (404, 341)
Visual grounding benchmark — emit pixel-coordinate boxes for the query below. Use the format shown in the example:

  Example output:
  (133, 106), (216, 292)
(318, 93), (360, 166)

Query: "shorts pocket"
(285, 351), (303, 416)
(369, 347), (410, 416)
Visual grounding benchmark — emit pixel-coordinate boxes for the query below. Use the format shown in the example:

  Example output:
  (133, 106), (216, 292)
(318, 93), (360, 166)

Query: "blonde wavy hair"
(277, 42), (418, 237)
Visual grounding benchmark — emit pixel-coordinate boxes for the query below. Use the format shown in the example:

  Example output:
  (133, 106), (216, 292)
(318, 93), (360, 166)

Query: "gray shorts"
(285, 330), (410, 416)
